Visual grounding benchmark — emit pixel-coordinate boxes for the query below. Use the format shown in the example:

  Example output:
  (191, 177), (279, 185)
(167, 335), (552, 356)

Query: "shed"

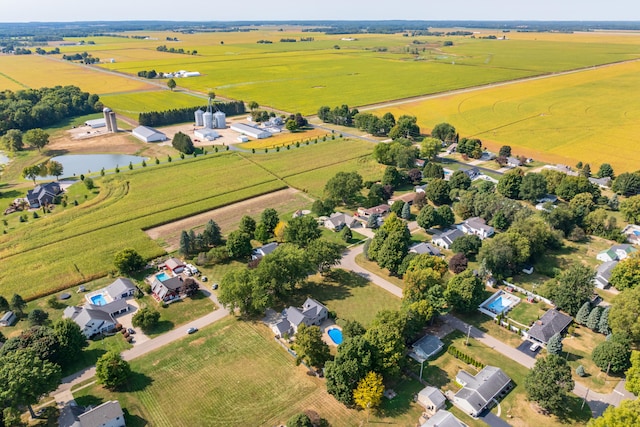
(417, 386), (446, 414)
(84, 118), (106, 128)
(0, 311), (16, 327)
(230, 123), (271, 139)
(132, 126), (167, 143)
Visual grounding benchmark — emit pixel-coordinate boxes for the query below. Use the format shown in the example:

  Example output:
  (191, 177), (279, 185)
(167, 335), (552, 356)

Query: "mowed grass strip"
(0, 55), (154, 94)
(74, 318), (362, 427)
(374, 60), (640, 173)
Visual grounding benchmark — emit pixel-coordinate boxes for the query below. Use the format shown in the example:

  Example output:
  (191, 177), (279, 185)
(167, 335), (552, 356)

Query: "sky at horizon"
(2, 0), (640, 23)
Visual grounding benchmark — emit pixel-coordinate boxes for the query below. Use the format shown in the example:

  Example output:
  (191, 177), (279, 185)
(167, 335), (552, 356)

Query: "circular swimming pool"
(327, 328), (343, 345)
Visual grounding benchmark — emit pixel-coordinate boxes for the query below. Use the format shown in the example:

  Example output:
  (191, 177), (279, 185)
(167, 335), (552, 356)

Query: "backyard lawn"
(137, 291), (217, 337)
(354, 253), (406, 289)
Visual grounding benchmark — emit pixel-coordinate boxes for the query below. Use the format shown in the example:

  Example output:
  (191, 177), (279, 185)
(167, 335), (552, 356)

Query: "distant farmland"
(101, 90), (207, 117)
(373, 60), (640, 173)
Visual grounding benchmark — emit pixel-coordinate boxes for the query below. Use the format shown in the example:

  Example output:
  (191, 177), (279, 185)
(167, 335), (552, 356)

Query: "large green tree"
(445, 270), (484, 312)
(113, 248), (145, 273)
(226, 230), (253, 259)
(239, 215), (257, 238)
(132, 307), (160, 332)
(609, 286), (640, 341)
(420, 137), (441, 161)
(324, 336), (375, 405)
(450, 234), (482, 257)
(260, 208), (279, 233)
(497, 169), (524, 199)
(620, 196), (640, 224)
(172, 131), (195, 154)
(478, 232), (530, 279)
(23, 128), (49, 152)
(625, 351), (640, 396)
(95, 351), (132, 390)
(524, 354), (574, 413)
(1, 129), (24, 151)
(283, 215), (322, 248)
(365, 310), (406, 378)
(549, 265), (596, 316)
(0, 348), (62, 418)
(324, 171), (363, 205)
(54, 318), (87, 360)
(293, 324), (331, 369)
(592, 336), (631, 374)
(430, 122), (456, 143)
(425, 179), (451, 205)
(519, 173), (547, 203)
(306, 239), (344, 275)
(218, 268), (267, 316)
(389, 115), (420, 140)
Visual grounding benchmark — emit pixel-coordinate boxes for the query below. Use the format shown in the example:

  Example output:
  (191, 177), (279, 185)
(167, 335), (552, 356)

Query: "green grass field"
(100, 90), (207, 116)
(375, 60), (640, 173)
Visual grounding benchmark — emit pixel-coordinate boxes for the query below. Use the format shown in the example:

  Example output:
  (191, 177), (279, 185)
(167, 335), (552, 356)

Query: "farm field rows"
(373, 59), (640, 173)
(100, 90), (207, 116)
(0, 55), (155, 94)
(0, 139), (376, 298)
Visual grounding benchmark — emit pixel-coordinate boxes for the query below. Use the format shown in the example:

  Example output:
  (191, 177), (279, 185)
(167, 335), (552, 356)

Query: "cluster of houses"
(594, 243), (637, 289)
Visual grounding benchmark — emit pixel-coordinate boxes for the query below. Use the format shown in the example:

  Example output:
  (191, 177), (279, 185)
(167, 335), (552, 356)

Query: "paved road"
(54, 287), (229, 427)
(336, 248), (634, 419)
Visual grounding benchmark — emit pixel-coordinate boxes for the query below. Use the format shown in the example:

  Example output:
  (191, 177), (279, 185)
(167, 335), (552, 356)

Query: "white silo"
(194, 109), (204, 127)
(213, 111), (226, 129)
(103, 107), (113, 132)
(203, 110), (213, 129)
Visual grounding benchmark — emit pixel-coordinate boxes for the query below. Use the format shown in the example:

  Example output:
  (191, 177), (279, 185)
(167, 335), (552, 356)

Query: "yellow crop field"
(0, 55), (155, 94)
(240, 128), (329, 149)
(0, 73), (27, 91)
(373, 60), (640, 173)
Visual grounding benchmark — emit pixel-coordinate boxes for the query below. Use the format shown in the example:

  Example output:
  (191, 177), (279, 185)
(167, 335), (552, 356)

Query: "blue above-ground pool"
(91, 294), (107, 306)
(327, 328), (343, 345)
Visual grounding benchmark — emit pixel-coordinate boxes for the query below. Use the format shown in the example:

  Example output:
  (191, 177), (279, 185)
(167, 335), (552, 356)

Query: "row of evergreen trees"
(138, 101), (246, 127)
(179, 220), (222, 256)
(448, 345), (485, 369)
(576, 302), (610, 335)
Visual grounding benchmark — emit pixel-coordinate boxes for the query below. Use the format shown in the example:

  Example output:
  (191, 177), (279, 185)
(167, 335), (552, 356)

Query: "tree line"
(138, 101), (245, 127)
(0, 85), (102, 135)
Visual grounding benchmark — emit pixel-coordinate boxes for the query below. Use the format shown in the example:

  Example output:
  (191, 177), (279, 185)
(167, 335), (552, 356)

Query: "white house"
(596, 244), (637, 262)
(453, 366), (512, 417)
(63, 305), (119, 338)
(421, 410), (467, 427)
(457, 217), (494, 239)
(270, 298), (328, 337)
(324, 212), (357, 231)
(594, 261), (617, 289)
(409, 242), (442, 257)
(132, 126), (167, 142)
(74, 400), (125, 427)
(431, 229), (465, 250)
(417, 386), (446, 415)
(252, 242), (278, 260)
(507, 157), (522, 167)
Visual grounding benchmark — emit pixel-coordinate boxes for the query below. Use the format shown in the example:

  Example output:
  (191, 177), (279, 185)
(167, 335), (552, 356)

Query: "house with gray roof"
(252, 242), (278, 260)
(106, 278), (136, 300)
(417, 386), (446, 415)
(409, 242), (442, 257)
(324, 212), (357, 232)
(623, 224), (640, 245)
(458, 217), (494, 239)
(151, 275), (184, 302)
(0, 311), (16, 327)
(594, 261), (618, 289)
(589, 176), (612, 188)
(72, 400), (125, 427)
(597, 244), (637, 262)
(460, 167), (480, 179)
(410, 335), (444, 362)
(507, 157), (522, 167)
(282, 298), (328, 335)
(64, 305), (118, 338)
(453, 366), (512, 417)
(26, 182), (62, 208)
(421, 410), (467, 427)
(431, 228), (465, 250)
(524, 309), (573, 345)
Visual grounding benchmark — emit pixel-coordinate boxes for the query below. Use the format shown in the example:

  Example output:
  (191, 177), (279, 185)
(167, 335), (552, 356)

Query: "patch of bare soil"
(145, 188), (314, 251)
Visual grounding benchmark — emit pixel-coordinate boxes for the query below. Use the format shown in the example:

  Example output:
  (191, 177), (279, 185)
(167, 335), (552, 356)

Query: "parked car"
(201, 276), (208, 282)
(187, 327), (198, 334)
(212, 283), (219, 290)
(529, 342), (540, 352)
(127, 328), (135, 334)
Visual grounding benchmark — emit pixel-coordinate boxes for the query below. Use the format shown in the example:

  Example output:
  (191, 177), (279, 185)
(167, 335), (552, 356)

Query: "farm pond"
(38, 154), (147, 179)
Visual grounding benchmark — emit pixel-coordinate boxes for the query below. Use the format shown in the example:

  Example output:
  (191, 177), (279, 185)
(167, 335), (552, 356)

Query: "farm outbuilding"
(194, 128), (220, 141)
(230, 123), (271, 139)
(132, 126), (167, 143)
(84, 118), (106, 128)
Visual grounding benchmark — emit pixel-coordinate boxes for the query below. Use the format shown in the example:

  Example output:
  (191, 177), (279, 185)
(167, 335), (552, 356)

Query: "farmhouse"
(163, 257), (185, 274)
(431, 228), (465, 250)
(0, 311), (16, 327)
(453, 366), (512, 417)
(230, 123), (271, 139)
(73, 400), (125, 427)
(417, 386), (446, 415)
(421, 410), (467, 427)
(271, 298), (328, 336)
(594, 261), (617, 289)
(252, 242), (278, 260)
(409, 242), (442, 257)
(151, 275), (184, 302)
(324, 212), (357, 231)
(596, 244), (637, 262)
(357, 204), (390, 218)
(623, 224), (640, 245)
(457, 217), (494, 239)
(26, 182), (62, 208)
(132, 126), (167, 143)
(507, 157), (523, 167)
(524, 309), (573, 345)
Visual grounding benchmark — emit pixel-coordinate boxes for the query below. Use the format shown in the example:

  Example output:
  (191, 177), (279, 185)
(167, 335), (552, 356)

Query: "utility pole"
(466, 324), (472, 346)
(420, 360), (425, 382)
(581, 388), (590, 410)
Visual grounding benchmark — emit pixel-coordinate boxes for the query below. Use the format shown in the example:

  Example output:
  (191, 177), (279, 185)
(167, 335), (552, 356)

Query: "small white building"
(194, 128), (220, 141)
(417, 386), (446, 415)
(457, 217), (494, 239)
(230, 123), (271, 139)
(132, 126), (167, 143)
(75, 400), (125, 427)
(84, 118), (106, 128)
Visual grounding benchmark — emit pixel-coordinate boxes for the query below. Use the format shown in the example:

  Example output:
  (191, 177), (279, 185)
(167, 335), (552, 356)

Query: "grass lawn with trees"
(72, 317), (423, 426)
(136, 291), (217, 337)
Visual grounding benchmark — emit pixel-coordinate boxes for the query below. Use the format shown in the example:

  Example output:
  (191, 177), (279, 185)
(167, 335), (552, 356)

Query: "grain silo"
(103, 107), (113, 132)
(213, 111), (226, 129)
(108, 110), (118, 133)
(203, 97), (214, 129)
(194, 109), (204, 127)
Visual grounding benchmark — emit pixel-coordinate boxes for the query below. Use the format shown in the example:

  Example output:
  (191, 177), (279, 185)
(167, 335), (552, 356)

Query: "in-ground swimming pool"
(486, 296), (513, 314)
(327, 328), (343, 345)
(156, 272), (170, 282)
(91, 294), (107, 306)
